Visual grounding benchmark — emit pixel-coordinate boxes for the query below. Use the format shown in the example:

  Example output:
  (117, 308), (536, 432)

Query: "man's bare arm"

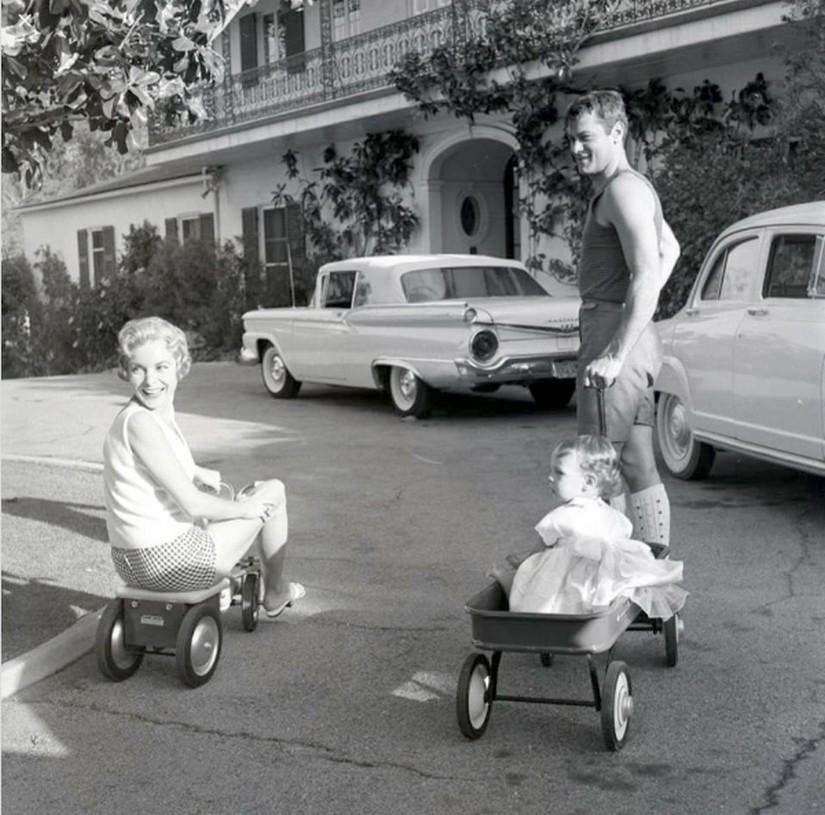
(660, 218), (680, 287)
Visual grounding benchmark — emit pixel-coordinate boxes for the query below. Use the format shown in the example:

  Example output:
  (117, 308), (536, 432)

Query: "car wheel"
(261, 345), (301, 399)
(388, 366), (434, 418)
(528, 378), (575, 409)
(656, 393), (715, 480)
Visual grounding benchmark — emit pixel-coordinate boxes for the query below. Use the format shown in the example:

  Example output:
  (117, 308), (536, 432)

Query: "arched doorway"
(427, 136), (519, 259)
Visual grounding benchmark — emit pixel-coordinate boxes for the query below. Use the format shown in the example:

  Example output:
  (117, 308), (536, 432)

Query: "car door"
(290, 269), (365, 383)
(733, 229), (825, 460)
(673, 233), (762, 438)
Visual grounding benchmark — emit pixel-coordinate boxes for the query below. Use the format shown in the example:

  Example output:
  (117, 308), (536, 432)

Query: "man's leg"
(621, 424), (670, 546)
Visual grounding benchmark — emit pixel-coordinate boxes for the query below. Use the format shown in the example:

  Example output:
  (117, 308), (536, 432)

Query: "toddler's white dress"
(508, 496), (686, 620)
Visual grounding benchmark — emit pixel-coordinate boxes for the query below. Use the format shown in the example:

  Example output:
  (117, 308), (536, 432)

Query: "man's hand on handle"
(583, 353), (623, 390)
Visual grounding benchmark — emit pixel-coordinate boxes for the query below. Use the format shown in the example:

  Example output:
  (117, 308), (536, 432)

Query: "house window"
(165, 214), (215, 245)
(332, 0), (360, 41)
(77, 226), (115, 288)
(263, 207), (289, 268)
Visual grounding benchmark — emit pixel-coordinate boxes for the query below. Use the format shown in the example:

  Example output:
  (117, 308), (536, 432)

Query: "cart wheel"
(175, 604), (222, 687)
(96, 600), (144, 681)
(601, 661), (633, 751)
(664, 613), (682, 667)
(539, 652), (553, 668)
(241, 572), (260, 632)
(456, 653), (492, 739)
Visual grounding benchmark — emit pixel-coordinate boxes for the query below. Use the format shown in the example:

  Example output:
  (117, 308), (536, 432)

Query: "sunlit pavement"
(2, 363), (824, 815)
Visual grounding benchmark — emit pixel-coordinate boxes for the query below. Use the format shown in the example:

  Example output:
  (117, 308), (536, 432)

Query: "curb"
(1, 607), (104, 700)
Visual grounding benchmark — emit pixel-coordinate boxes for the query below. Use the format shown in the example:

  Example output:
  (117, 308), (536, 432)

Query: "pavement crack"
(750, 719), (825, 813)
(26, 699), (461, 782)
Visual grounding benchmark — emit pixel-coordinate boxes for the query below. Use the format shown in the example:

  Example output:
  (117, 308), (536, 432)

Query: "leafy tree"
(1, 0), (228, 187)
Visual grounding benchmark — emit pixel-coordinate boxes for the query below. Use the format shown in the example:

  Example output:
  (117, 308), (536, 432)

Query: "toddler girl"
(507, 435), (686, 619)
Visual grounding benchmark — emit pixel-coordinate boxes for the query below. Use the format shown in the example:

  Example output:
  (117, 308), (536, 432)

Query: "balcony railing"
(148, 0), (727, 147)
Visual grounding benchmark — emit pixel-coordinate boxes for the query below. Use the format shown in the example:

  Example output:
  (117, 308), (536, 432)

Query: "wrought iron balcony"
(148, 0), (729, 147)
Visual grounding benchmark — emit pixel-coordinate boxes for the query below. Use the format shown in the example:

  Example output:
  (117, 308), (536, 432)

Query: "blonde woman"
(103, 316), (304, 617)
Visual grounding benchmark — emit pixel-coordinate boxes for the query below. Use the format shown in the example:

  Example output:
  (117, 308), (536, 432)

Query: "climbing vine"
(272, 130), (420, 272)
(390, 0), (621, 282)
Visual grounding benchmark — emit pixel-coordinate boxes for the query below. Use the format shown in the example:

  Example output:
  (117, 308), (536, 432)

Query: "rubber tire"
(456, 653), (493, 739)
(528, 378), (575, 409)
(664, 613), (680, 668)
(175, 604), (222, 688)
(656, 392), (715, 480)
(389, 366), (434, 418)
(261, 344), (302, 399)
(601, 661), (633, 751)
(539, 652), (554, 668)
(96, 600), (144, 681)
(241, 572), (260, 632)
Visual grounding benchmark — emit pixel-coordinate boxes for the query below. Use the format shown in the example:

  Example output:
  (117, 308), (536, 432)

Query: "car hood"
(469, 297), (581, 334)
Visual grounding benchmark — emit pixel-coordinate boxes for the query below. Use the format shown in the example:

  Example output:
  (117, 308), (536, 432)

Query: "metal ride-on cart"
(96, 480), (266, 688)
(96, 556), (262, 688)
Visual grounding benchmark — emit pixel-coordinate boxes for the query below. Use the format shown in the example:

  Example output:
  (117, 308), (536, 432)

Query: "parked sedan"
(655, 201), (825, 479)
(239, 254), (581, 417)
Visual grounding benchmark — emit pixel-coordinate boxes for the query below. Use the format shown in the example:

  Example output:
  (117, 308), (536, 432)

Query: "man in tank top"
(564, 90), (681, 547)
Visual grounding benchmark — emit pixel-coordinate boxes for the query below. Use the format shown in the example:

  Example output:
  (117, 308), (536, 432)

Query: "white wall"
(20, 179), (209, 284)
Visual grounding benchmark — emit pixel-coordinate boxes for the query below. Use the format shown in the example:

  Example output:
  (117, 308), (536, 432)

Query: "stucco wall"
(20, 179), (209, 285)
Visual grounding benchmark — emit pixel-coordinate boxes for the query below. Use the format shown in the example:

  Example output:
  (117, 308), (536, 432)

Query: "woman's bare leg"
(208, 479), (293, 610)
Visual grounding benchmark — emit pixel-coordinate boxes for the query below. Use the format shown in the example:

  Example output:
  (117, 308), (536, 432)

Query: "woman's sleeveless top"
(579, 169), (663, 304)
(103, 401), (196, 550)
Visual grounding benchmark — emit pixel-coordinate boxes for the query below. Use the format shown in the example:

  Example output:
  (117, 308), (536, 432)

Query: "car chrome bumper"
(237, 346), (260, 365)
(454, 356), (577, 382)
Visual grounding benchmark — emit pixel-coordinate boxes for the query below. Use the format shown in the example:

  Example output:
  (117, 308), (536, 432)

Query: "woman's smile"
(127, 339), (179, 412)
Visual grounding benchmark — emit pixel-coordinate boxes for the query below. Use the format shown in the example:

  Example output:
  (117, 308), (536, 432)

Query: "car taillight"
(470, 329), (498, 362)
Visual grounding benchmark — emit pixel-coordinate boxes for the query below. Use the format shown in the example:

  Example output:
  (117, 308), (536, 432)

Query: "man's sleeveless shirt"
(578, 169), (663, 304)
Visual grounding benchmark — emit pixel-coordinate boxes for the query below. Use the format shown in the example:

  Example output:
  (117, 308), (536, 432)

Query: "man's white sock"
(629, 483), (670, 546)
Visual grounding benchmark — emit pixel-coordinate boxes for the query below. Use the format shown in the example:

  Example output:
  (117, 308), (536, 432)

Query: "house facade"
(19, 0), (798, 298)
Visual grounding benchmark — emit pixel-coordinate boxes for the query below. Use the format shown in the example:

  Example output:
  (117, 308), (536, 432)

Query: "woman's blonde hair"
(117, 317), (192, 381)
(552, 434), (623, 499)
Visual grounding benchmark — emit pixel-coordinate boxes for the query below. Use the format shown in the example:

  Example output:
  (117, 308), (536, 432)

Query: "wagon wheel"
(456, 653), (493, 739)
(261, 345), (302, 399)
(95, 600), (143, 681)
(176, 604), (222, 688)
(388, 366), (434, 419)
(664, 613), (682, 667)
(528, 378), (575, 409)
(539, 652), (554, 667)
(241, 572), (260, 632)
(601, 661), (633, 751)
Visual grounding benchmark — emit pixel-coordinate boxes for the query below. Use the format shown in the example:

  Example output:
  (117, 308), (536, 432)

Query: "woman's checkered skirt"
(111, 526), (217, 592)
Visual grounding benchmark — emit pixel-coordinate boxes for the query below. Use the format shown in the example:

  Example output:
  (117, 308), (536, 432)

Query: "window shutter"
(165, 217), (179, 244)
(241, 207), (260, 265)
(240, 14), (258, 86)
(280, 8), (305, 74)
(102, 226), (116, 279)
(77, 230), (90, 289)
(199, 213), (215, 244)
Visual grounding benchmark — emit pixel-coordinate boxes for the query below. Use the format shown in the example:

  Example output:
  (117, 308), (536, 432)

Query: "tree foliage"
(1, 0), (227, 187)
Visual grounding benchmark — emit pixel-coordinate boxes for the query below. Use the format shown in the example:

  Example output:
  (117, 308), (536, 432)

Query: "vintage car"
(239, 254), (581, 417)
(655, 201), (825, 479)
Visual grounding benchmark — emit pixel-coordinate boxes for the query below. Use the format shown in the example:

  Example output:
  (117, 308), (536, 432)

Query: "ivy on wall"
(271, 130), (421, 271)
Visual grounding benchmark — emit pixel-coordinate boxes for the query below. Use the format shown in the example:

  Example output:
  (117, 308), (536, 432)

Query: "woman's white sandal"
(263, 582), (306, 618)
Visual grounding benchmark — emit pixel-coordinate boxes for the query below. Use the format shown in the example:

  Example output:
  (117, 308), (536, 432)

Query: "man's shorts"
(576, 300), (663, 444)
(111, 525), (217, 592)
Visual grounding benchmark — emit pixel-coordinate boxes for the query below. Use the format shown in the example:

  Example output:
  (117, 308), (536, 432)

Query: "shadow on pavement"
(2, 497), (107, 542)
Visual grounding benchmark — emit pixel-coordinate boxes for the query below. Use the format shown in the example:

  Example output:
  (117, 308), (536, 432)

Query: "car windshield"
(401, 266), (549, 302)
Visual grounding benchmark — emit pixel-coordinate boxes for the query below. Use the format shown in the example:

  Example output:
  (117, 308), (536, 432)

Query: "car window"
(400, 266), (548, 302)
(719, 238), (760, 301)
(352, 273), (371, 307)
(700, 252), (726, 300)
(763, 234), (817, 299)
(321, 270), (357, 308)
